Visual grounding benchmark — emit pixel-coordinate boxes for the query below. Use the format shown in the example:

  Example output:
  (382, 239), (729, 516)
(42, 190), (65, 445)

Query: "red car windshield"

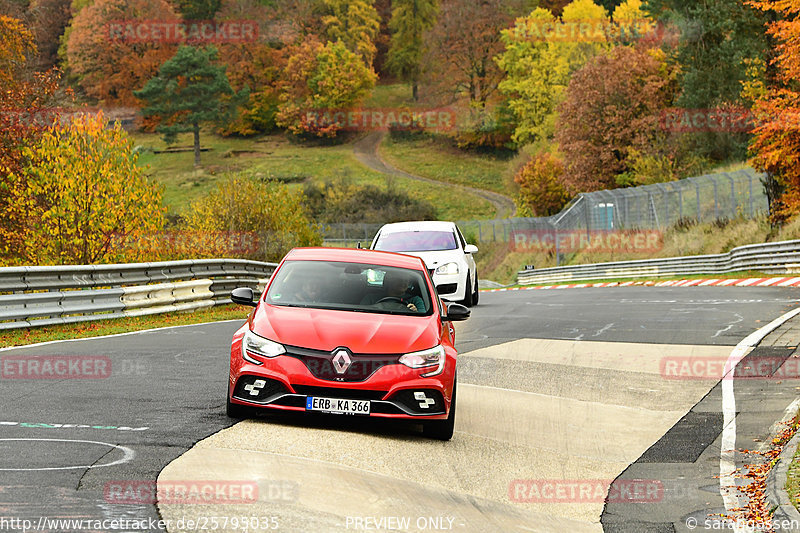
(374, 230), (458, 252)
(265, 260), (433, 316)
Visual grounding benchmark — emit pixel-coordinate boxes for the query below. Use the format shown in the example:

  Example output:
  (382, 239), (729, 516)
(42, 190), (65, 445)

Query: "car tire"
(423, 378), (456, 441)
(226, 390), (252, 419)
(460, 275), (473, 307)
(472, 275), (479, 306)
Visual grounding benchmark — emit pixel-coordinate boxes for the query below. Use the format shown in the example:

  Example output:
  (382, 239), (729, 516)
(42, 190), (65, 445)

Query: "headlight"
(399, 345), (446, 377)
(242, 330), (285, 365)
(435, 262), (459, 275)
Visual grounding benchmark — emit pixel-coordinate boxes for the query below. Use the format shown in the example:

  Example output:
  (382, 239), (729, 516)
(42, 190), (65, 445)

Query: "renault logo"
(332, 349), (352, 374)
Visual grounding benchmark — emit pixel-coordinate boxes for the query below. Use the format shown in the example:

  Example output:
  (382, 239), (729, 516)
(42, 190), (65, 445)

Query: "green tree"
(322, 0), (380, 66)
(185, 174), (322, 261)
(135, 46), (245, 167)
(386, 0), (438, 101)
(642, 0), (769, 110)
(176, 0), (222, 20)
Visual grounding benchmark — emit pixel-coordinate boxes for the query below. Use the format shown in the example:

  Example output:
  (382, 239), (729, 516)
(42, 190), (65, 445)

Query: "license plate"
(305, 396), (371, 415)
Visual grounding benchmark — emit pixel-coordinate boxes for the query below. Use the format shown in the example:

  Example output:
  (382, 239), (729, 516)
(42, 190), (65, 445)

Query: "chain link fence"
(322, 168), (768, 246)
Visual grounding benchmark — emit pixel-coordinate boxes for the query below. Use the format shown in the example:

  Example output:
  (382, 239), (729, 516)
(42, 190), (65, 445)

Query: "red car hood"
(250, 305), (441, 354)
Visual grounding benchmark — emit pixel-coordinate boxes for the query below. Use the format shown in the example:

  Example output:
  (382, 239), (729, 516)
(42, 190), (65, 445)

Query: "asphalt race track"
(2, 287), (800, 532)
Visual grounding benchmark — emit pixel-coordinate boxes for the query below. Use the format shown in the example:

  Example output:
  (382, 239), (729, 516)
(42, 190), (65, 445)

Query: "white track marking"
(0, 438), (135, 471)
(0, 319), (245, 352)
(720, 307), (800, 531)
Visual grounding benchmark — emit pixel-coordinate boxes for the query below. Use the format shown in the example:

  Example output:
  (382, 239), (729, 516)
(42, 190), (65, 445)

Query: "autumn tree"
(25, 0), (72, 71)
(514, 152), (571, 216)
(65, 0), (178, 106)
(322, 0), (380, 66)
(9, 112), (164, 265)
(386, 0), (438, 101)
(422, 0), (522, 107)
(135, 46), (244, 166)
(748, 0), (800, 223)
(497, 8), (568, 146)
(215, 0), (285, 135)
(185, 174), (322, 262)
(276, 39), (376, 137)
(556, 46), (678, 192)
(0, 16), (67, 263)
(497, 0), (611, 145)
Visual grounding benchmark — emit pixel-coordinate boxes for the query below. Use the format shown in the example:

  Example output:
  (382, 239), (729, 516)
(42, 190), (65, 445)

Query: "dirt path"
(352, 131), (516, 219)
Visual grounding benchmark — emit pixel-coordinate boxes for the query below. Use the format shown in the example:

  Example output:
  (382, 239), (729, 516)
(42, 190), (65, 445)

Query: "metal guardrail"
(0, 259), (277, 330)
(517, 240), (800, 285)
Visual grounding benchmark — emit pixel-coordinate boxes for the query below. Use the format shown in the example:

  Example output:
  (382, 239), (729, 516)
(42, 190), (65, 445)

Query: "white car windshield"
(374, 231), (458, 252)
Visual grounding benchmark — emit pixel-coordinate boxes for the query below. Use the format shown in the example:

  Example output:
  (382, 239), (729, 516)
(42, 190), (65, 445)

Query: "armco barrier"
(517, 240), (800, 285)
(0, 259), (277, 330)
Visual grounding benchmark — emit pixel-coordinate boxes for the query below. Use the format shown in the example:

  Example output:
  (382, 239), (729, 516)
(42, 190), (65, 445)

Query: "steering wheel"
(376, 297), (404, 305)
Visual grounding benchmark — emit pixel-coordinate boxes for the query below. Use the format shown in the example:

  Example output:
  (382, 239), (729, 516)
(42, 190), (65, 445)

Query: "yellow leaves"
(0, 16), (36, 89)
(15, 111), (166, 265)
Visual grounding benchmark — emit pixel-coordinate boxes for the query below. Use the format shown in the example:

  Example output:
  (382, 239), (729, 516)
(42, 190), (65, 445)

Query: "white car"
(370, 221), (479, 307)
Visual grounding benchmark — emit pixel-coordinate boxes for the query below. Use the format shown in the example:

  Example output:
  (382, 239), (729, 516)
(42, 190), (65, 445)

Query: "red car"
(227, 248), (470, 440)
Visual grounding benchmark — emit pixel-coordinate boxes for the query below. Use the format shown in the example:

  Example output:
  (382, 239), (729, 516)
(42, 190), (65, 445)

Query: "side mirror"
(231, 287), (257, 307)
(443, 303), (470, 322)
(464, 244), (478, 254)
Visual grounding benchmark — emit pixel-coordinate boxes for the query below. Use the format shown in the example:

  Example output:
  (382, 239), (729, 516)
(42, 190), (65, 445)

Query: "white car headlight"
(398, 345), (446, 377)
(435, 262), (459, 275)
(242, 330), (286, 365)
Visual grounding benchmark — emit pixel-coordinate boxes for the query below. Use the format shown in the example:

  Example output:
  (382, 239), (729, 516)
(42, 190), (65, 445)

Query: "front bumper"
(432, 272), (465, 301)
(229, 333), (455, 420)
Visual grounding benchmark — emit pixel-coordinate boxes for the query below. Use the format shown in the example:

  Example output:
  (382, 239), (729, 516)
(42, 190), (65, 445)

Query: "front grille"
(388, 388), (446, 415)
(285, 345), (401, 382)
(233, 376), (289, 403)
(292, 385), (387, 401)
(436, 283), (458, 295)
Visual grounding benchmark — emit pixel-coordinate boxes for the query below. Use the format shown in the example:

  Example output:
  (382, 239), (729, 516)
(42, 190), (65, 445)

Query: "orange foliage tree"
(748, 0), (800, 223)
(0, 16), (68, 263)
(514, 152), (571, 217)
(9, 112), (165, 265)
(65, 0), (178, 105)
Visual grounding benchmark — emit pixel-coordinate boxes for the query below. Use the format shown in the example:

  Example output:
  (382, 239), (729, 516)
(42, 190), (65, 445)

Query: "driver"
(370, 271), (425, 313)
(295, 277), (324, 303)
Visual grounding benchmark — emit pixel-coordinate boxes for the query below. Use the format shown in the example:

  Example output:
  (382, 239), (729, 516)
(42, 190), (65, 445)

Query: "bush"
(514, 153), (571, 217)
(452, 104), (516, 154)
(183, 173), (322, 262)
(303, 177), (436, 224)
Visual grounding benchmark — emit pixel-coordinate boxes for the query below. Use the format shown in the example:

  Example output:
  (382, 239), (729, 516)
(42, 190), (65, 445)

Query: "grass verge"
(0, 304), (251, 349)
(475, 215), (800, 285)
(132, 131), (494, 221)
(380, 135), (514, 195)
